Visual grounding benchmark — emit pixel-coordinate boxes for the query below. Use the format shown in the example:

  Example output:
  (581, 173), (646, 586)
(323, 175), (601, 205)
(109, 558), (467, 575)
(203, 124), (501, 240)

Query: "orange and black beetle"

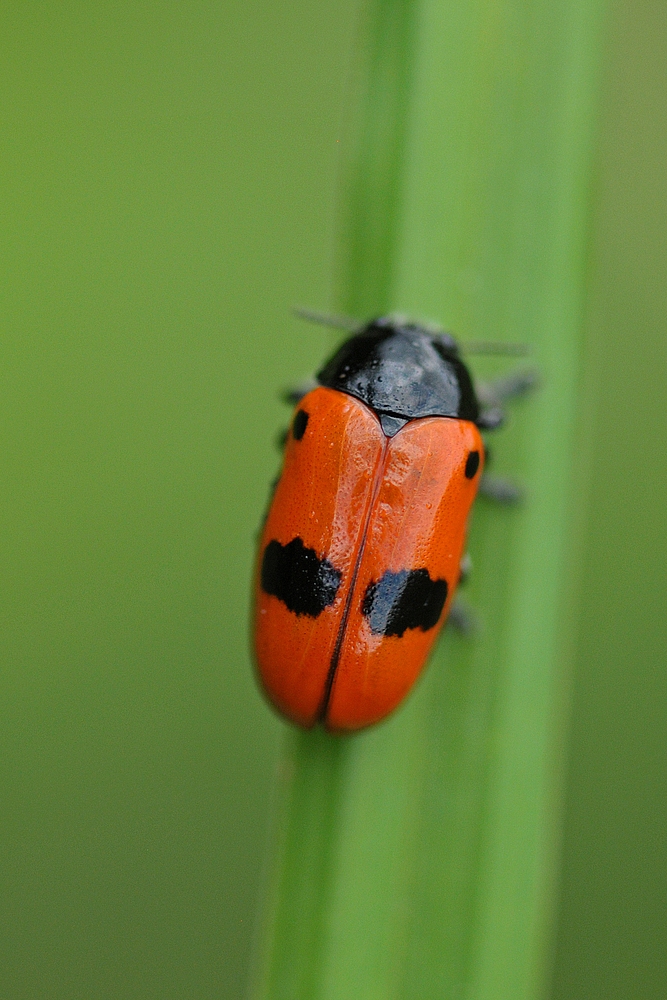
(253, 315), (528, 732)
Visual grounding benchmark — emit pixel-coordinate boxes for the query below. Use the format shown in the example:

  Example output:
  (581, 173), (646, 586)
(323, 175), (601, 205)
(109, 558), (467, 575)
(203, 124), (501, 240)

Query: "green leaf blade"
(251, 1), (607, 997)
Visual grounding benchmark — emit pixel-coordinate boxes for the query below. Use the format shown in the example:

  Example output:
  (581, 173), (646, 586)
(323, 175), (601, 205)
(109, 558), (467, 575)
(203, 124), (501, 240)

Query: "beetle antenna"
(293, 306), (361, 332)
(294, 309), (530, 355)
(460, 341), (530, 356)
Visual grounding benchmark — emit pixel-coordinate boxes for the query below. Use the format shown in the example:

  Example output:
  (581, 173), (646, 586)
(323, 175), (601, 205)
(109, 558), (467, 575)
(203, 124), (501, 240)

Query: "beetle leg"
(475, 368), (539, 430)
(478, 472), (524, 504)
(447, 596), (479, 634)
(458, 552), (473, 585)
(257, 473), (282, 533)
(477, 406), (504, 430)
(282, 377), (318, 405)
(475, 367), (539, 406)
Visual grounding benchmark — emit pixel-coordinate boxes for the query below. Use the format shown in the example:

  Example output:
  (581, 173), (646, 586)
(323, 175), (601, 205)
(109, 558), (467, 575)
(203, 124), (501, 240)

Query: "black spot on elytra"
(292, 409), (309, 441)
(261, 537), (341, 617)
(362, 568), (448, 637)
(465, 450), (480, 479)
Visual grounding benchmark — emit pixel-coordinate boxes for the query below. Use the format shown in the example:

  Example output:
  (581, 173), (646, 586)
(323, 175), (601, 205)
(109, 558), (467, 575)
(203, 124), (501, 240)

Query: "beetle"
(253, 314), (533, 732)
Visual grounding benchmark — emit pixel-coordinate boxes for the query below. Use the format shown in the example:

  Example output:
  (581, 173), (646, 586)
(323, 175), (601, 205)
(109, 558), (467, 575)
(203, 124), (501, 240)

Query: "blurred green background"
(0, 3), (664, 999)
(551, 3), (667, 997)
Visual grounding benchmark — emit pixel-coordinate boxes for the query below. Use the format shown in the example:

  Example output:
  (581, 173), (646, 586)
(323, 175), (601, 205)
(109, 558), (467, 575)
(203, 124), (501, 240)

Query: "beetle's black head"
(317, 316), (479, 431)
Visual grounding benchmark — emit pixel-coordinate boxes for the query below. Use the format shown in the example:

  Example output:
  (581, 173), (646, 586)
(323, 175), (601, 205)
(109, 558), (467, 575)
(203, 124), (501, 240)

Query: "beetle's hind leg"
(445, 554), (479, 634)
(447, 597), (479, 635)
(458, 551), (472, 585)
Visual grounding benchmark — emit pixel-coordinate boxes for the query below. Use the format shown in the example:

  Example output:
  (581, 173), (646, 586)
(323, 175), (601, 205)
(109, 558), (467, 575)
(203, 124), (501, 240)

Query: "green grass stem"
(250, 1), (607, 997)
